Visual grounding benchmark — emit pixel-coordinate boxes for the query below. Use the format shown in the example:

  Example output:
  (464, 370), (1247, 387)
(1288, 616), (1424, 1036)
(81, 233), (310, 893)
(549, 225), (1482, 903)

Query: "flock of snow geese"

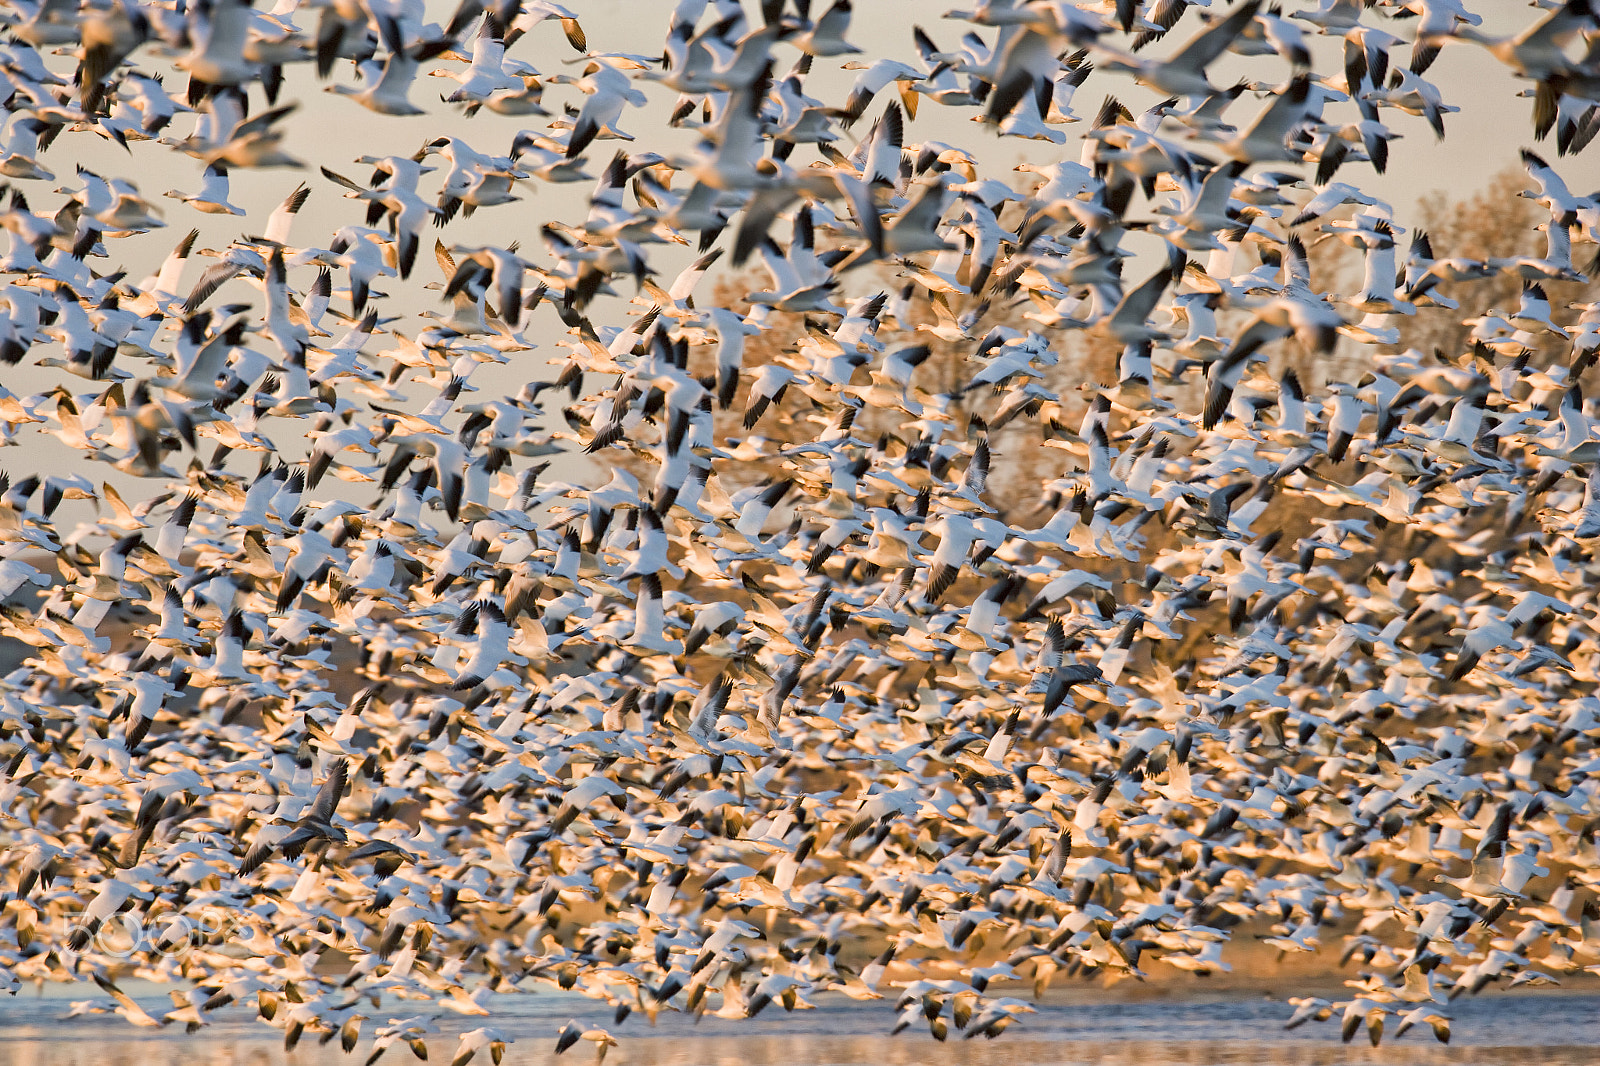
(0, 0), (1599, 1056)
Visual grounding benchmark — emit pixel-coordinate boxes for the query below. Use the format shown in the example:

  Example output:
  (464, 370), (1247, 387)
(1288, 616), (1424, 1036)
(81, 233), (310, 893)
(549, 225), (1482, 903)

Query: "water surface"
(2, 984), (1595, 1066)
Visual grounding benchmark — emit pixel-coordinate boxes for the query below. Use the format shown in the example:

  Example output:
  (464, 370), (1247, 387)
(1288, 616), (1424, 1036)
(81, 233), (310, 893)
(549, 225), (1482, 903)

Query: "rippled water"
(2, 985), (1595, 1066)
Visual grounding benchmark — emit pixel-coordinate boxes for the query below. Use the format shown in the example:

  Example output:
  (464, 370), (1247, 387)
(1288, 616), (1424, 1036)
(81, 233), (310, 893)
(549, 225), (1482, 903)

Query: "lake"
(1, 984), (1596, 1066)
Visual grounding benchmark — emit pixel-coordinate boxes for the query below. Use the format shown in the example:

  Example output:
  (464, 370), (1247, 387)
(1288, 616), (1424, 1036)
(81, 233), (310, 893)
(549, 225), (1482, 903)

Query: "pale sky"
(5, 0), (1578, 507)
(49, 1), (1560, 294)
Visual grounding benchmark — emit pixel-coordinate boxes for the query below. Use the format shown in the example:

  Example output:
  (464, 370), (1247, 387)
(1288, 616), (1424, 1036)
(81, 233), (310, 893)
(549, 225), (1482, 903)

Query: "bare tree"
(1399, 165), (1597, 357)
